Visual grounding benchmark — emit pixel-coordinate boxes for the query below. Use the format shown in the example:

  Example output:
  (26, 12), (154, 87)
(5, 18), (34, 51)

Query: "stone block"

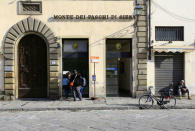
(45, 31), (53, 38)
(137, 26), (147, 31)
(13, 24), (22, 35)
(139, 80), (147, 86)
(49, 43), (59, 48)
(38, 22), (45, 33)
(49, 48), (59, 54)
(137, 42), (147, 48)
(4, 48), (13, 54)
(4, 43), (14, 48)
(138, 59), (147, 64)
(5, 38), (14, 44)
(141, 5), (147, 11)
(23, 19), (29, 31)
(4, 54), (14, 60)
(17, 21), (25, 33)
(137, 0), (146, 5)
(136, 91), (147, 98)
(7, 33), (17, 40)
(48, 38), (56, 44)
(50, 78), (58, 83)
(138, 37), (147, 43)
(137, 53), (147, 59)
(47, 33), (55, 41)
(137, 32), (147, 37)
(4, 60), (14, 66)
(49, 89), (59, 95)
(137, 21), (146, 26)
(138, 75), (147, 80)
(50, 72), (58, 78)
(34, 19), (40, 31)
(50, 83), (59, 89)
(4, 95), (15, 101)
(42, 26), (49, 35)
(5, 84), (14, 90)
(50, 66), (58, 72)
(5, 89), (14, 95)
(138, 70), (147, 75)
(27, 17), (34, 31)
(140, 10), (147, 15)
(50, 54), (59, 60)
(138, 64), (147, 69)
(138, 86), (147, 91)
(5, 78), (14, 84)
(9, 28), (19, 38)
(138, 48), (147, 53)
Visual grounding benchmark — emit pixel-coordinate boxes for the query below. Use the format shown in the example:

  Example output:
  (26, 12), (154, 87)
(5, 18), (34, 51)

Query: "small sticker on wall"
(51, 61), (57, 65)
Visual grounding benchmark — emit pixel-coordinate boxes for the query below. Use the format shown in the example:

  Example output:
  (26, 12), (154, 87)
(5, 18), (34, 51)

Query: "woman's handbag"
(69, 82), (74, 87)
(69, 75), (77, 87)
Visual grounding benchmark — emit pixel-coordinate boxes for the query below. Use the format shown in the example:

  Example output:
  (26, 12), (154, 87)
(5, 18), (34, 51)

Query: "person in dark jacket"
(71, 69), (83, 101)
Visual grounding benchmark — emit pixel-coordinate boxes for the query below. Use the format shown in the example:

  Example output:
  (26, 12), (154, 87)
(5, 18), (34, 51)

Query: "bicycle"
(139, 87), (176, 109)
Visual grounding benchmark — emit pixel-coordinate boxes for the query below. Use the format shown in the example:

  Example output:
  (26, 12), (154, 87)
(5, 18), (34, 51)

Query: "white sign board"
(63, 71), (69, 75)
(90, 56), (100, 63)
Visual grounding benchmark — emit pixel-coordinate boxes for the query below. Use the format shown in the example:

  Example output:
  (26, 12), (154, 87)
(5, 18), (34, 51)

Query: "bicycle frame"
(148, 87), (167, 108)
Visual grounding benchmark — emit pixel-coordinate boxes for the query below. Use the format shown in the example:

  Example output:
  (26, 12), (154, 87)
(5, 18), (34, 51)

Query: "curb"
(0, 106), (138, 112)
(0, 105), (195, 112)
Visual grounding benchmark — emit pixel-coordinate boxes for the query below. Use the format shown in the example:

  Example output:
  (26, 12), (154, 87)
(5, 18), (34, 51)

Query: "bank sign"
(52, 14), (134, 21)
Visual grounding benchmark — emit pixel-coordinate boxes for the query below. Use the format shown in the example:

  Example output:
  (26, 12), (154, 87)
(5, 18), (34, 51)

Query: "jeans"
(178, 88), (190, 98)
(72, 86), (82, 101)
(63, 85), (70, 98)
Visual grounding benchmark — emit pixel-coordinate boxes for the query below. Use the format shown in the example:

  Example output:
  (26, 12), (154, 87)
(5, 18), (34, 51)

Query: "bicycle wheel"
(163, 96), (176, 109)
(139, 95), (154, 109)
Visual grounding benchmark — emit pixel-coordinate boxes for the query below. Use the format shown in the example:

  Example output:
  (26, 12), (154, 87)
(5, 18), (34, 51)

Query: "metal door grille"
(155, 52), (184, 94)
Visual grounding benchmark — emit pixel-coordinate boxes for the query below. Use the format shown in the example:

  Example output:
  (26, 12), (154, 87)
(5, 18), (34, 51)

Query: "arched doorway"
(18, 34), (47, 98)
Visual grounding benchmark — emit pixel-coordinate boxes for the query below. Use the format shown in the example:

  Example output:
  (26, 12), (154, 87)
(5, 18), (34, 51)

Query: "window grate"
(155, 27), (184, 41)
(23, 4), (40, 12)
(18, 1), (42, 15)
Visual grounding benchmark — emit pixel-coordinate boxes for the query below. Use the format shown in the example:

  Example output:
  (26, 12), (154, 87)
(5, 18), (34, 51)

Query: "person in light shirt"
(178, 80), (192, 100)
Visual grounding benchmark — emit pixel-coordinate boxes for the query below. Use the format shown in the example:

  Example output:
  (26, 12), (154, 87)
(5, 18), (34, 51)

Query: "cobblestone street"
(0, 109), (195, 131)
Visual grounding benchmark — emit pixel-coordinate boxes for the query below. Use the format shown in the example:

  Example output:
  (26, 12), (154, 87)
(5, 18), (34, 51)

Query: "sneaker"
(188, 97), (192, 100)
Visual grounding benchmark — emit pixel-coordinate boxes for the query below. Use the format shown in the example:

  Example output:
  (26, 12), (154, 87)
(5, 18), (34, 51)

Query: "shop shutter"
(155, 52), (184, 95)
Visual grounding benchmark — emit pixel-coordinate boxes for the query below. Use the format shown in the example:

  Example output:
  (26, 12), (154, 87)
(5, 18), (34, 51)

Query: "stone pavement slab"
(0, 97), (195, 111)
(0, 110), (195, 131)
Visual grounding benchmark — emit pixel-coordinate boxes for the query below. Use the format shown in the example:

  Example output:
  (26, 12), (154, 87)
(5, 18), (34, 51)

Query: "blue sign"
(92, 75), (96, 81)
(106, 67), (118, 71)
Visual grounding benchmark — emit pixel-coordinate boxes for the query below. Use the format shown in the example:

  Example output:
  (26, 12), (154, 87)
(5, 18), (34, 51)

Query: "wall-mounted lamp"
(134, 5), (143, 16)
(57, 43), (60, 48)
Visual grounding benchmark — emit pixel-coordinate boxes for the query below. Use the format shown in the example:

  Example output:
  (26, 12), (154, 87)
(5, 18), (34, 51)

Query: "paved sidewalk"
(0, 97), (195, 111)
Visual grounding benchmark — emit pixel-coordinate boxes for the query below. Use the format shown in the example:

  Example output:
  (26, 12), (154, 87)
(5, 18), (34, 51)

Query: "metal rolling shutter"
(155, 52), (184, 94)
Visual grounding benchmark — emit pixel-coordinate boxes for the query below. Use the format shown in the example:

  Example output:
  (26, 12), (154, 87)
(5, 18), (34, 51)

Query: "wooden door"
(18, 35), (47, 98)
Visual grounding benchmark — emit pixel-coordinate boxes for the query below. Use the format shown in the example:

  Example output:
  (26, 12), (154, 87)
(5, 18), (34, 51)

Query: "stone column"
(135, 0), (148, 97)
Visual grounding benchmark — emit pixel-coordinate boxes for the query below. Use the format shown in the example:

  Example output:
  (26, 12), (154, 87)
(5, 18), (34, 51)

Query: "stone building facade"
(0, 0), (148, 100)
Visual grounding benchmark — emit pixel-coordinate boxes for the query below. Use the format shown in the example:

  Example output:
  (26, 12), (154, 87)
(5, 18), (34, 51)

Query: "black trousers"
(72, 86), (82, 100)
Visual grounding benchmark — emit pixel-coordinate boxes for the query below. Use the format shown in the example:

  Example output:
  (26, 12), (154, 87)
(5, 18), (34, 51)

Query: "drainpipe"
(148, 0), (152, 60)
